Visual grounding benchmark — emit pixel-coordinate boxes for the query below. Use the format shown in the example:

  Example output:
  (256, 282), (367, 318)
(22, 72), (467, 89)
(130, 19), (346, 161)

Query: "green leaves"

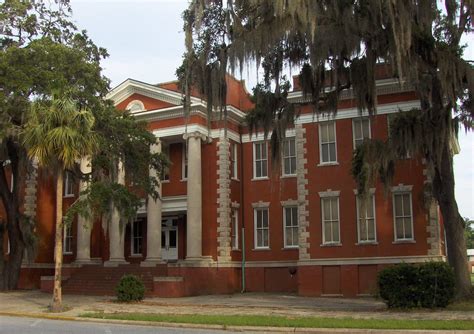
(23, 95), (98, 170)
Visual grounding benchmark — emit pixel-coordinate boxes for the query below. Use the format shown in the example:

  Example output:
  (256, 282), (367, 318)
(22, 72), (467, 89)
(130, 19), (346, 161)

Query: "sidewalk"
(0, 290), (472, 322)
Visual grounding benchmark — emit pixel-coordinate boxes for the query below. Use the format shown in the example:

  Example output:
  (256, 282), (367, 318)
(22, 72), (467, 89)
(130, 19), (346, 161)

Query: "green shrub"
(377, 262), (455, 309)
(116, 274), (145, 302)
(418, 262), (455, 308)
(378, 263), (420, 308)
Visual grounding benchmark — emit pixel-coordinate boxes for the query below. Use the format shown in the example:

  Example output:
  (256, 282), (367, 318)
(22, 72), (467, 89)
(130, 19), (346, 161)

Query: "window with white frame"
(182, 144), (188, 180)
(387, 115), (410, 158)
(356, 194), (376, 243)
(161, 143), (170, 181)
(63, 171), (74, 197)
(319, 122), (337, 163)
(254, 208), (269, 248)
(321, 197), (340, 244)
(353, 118), (371, 148)
(253, 142), (268, 178)
(283, 206), (298, 248)
(131, 220), (143, 255)
(126, 100), (145, 113)
(393, 192), (414, 241)
(230, 142), (238, 179)
(63, 224), (73, 254)
(282, 138), (296, 176)
(231, 209), (239, 250)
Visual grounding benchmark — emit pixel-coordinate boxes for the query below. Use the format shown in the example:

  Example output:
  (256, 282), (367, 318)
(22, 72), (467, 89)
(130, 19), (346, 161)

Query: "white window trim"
(161, 142), (170, 182)
(318, 122), (338, 165)
(352, 118), (371, 149)
(231, 142), (239, 180)
(253, 142), (268, 179)
(355, 193), (377, 244)
(63, 224), (73, 255)
(392, 190), (415, 242)
(181, 143), (188, 181)
(126, 99), (145, 113)
(254, 207), (270, 249)
(231, 209), (239, 250)
(387, 116), (411, 159)
(6, 237), (10, 255)
(282, 137), (297, 177)
(321, 196), (341, 245)
(131, 220), (143, 256)
(283, 206), (299, 249)
(63, 171), (74, 198)
(318, 189), (341, 198)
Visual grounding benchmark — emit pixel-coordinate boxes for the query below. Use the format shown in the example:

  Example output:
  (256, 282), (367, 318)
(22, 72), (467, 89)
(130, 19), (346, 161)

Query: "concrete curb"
(0, 311), (472, 333)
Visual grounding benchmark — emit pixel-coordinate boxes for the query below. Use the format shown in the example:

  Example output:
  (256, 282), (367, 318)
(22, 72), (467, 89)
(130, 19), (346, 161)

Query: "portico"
(74, 129), (211, 266)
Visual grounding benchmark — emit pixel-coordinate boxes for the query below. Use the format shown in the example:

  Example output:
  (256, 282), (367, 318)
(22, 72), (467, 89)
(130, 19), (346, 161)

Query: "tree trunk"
(0, 141), (28, 291)
(0, 184), (26, 291)
(5, 210), (25, 290)
(0, 223), (4, 290)
(433, 142), (472, 299)
(50, 168), (64, 312)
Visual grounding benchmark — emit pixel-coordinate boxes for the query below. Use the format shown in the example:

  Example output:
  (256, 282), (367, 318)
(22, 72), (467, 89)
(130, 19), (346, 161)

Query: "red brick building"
(4, 67), (446, 297)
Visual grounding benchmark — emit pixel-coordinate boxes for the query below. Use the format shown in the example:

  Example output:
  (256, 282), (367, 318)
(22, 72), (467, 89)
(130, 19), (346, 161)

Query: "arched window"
(126, 100), (145, 112)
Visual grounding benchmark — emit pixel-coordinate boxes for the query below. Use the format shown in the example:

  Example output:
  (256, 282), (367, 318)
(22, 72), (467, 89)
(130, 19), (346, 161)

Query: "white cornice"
(288, 79), (413, 103)
(153, 124), (241, 143)
(106, 79), (201, 107)
(241, 101), (420, 143)
(295, 100), (420, 125)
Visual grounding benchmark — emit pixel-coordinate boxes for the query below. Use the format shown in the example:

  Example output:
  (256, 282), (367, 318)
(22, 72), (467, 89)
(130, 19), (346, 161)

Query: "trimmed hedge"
(116, 274), (145, 302)
(378, 262), (455, 308)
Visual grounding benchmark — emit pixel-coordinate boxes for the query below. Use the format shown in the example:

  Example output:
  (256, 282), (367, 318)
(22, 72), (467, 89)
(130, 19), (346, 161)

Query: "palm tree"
(23, 94), (97, 312)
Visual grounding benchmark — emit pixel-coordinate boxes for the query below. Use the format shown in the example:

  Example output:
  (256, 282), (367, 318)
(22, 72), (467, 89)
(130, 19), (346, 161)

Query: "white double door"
(161, 218), (178, 261)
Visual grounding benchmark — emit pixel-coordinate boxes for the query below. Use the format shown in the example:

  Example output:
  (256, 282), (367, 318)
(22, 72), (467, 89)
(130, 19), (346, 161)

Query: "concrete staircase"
(62, 264), (167, 296)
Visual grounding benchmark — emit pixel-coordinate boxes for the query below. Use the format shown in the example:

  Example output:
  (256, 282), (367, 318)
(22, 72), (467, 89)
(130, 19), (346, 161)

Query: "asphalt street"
(0, 316), (235, 334)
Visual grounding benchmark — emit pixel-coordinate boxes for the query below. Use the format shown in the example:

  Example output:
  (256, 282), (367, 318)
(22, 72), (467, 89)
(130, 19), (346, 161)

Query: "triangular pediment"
(106, 79), (201, 108)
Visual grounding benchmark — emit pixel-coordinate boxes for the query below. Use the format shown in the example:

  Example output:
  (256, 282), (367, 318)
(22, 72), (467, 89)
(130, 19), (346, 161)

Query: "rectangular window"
(182, 144), (188, 180)
(63, 224), (73, 254)
(253, 142), (268, 178)
(230, 142), (238, 179)
(356, 195), (376, 243)
(161, 143), (170, 181)
(353, 118), (371, 148)
(387, 115), (410, 158)
(231, 209), (239, 250)
(319, 122), (337, 163)
(283, 206), (298, 248)
(63, 171), (74, 197)
(393, 192), (414, 241)
(282, 138), (296, 176)
(321, 197), (340, 244)
(131, 220), (143, 255)
(254, 208), (269, 249)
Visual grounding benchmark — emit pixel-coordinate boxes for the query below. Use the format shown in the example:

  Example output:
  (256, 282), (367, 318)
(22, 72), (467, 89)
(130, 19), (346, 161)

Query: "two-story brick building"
(5, 65), (446, 297)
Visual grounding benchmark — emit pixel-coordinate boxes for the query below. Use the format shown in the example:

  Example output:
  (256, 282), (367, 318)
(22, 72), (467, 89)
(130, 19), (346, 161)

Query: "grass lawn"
(471, 274), (474, 284)
(81, 312), (474, 330)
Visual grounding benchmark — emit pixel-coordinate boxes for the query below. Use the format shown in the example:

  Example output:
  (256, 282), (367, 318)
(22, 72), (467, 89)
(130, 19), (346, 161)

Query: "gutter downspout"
(239, 126), (246, 293)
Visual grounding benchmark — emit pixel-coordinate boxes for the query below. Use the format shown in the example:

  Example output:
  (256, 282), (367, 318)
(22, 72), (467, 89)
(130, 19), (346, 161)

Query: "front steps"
(61, 263), (167, 296)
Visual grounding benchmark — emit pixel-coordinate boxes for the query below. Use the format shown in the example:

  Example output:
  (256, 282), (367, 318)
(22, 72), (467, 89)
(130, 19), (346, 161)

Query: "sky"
(70, 0), (473, 219)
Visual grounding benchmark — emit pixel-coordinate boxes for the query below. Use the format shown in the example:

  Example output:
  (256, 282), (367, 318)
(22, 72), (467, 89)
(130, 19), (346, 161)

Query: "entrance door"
(161, 219), (178, 261)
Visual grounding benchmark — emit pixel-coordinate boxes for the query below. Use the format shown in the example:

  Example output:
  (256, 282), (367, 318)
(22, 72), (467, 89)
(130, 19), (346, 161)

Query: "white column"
(105, 161), (128, 266)
(183, 132), (206, 260)
(142, 139), (164, 266)
(75, 157), (92, 264)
